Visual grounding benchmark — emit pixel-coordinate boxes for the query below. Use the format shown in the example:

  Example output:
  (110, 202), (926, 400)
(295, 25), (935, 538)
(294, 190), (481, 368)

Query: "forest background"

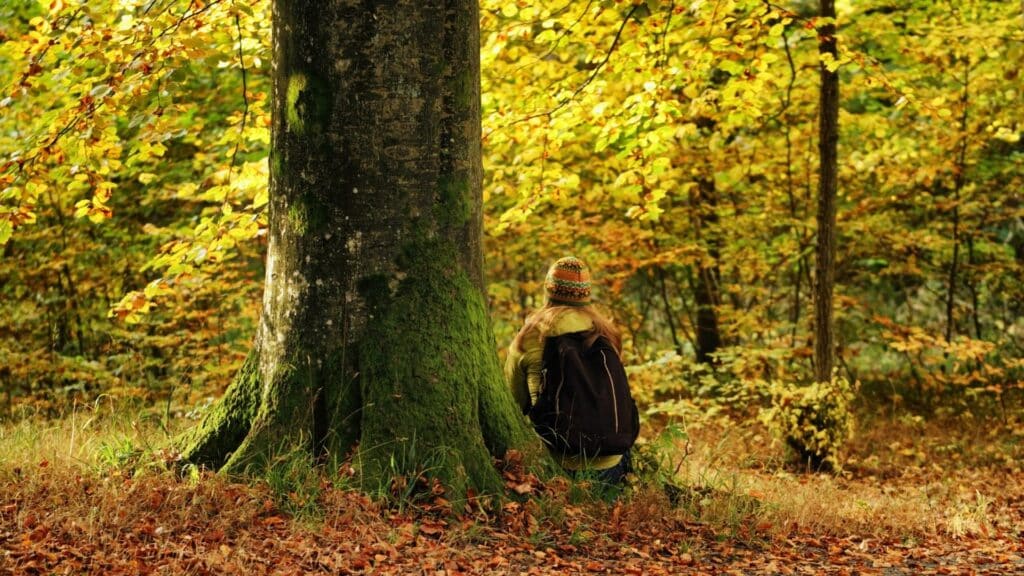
(0, 0), (1023, 573)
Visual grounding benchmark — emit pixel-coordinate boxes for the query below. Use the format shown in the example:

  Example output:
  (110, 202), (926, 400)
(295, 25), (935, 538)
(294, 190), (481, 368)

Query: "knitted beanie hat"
(545, 256), (591, 307)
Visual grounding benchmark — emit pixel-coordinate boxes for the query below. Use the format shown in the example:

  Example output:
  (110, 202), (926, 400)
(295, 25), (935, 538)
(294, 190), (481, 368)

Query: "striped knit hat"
(545, 256), (591, 307)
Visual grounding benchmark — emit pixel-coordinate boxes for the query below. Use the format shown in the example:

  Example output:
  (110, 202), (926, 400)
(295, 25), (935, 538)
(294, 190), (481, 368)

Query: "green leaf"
(0, 220), (11, 245)
(719, 60), (745, 76)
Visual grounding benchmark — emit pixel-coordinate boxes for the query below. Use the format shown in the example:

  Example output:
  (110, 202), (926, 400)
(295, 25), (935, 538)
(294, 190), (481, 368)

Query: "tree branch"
(487, 4), (641, 135)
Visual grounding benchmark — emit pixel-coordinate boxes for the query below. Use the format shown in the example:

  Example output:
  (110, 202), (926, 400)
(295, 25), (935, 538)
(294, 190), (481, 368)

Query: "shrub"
(760, 377), (857, 472)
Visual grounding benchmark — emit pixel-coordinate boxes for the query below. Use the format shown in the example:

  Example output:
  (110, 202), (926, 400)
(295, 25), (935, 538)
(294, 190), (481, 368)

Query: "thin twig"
(508, 0), (596, 77)
(11, 0), (225, 174)
(658, 1), (676, 70)
(229, 7), (250, 179)
(568, 4), (640, 102)
(487, 4), (641, 135)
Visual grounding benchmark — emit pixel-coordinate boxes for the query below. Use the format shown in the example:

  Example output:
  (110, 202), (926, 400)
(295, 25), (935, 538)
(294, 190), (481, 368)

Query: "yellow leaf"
(252, 187), (268, 209)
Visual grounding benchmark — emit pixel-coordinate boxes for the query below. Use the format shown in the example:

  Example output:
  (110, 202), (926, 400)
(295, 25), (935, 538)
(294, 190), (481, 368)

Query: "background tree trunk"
(178, 0), (536, 499)
(813, 0), (839, 384)
(692, 175), (723, 365)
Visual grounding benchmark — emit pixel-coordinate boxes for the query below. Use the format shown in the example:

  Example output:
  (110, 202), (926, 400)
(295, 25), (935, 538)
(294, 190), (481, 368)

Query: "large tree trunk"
(178, 0), (535, 499)
(813, 0), (839, 384)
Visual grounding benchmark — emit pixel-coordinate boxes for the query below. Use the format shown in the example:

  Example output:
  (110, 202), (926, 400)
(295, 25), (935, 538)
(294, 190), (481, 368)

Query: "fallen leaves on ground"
(1, 459), (1022, 576)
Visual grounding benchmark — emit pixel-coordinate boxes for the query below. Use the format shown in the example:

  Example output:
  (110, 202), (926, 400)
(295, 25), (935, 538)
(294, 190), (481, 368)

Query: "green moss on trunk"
(218, 348), (361, 476)
(436, 176), (471, 229)
(322, 350), (362, 466)
(477, 362), (537, 460)
(177, 350), (261, 469)
(219, 357), (317, 475)
(354, 240), (511, 500)
(286, 72), (331, 136)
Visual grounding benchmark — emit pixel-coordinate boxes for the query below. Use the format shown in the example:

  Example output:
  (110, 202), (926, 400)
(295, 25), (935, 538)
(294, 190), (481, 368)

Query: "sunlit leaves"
(0, 0), (1021, 413)
(482, 0), (793, 236)
(0, 0), (269, 252)
(0, 0), (269, 410)
(481, 0), (1023, 399)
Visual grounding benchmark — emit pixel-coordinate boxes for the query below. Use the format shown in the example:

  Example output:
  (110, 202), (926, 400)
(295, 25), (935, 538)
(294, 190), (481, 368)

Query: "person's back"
(505, 256), (636, 484)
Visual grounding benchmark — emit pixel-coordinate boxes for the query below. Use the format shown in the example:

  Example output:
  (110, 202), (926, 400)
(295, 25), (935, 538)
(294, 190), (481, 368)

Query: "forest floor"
(1, 407), (1022, 575)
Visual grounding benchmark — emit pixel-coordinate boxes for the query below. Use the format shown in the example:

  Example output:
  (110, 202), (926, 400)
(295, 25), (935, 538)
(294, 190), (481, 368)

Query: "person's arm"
(505, 341), (531, 414)
(521, 340), (544, 407)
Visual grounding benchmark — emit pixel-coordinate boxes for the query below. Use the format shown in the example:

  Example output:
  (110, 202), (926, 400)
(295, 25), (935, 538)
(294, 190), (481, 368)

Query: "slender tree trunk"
(781, 31), (806, 349)
(692, 175), (723, 365)
(966, 235), (983, 340)
(813, 0), (839, 384)
(945, 58), (971, 345)
(178, 0), (536, 499)
(655, 266), (684, 357)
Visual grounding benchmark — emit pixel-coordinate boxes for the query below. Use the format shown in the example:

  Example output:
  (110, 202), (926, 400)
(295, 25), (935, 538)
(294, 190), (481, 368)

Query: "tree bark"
(813, 0), (839, 384)
(692, 175), (723, 365)
(178, 0), (536, 499)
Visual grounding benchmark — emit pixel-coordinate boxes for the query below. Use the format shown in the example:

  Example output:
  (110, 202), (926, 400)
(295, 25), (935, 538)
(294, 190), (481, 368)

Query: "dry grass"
(2, 403), (1022, 548)
(653, 411), (1024, 541)
(0, 400), (178, 473)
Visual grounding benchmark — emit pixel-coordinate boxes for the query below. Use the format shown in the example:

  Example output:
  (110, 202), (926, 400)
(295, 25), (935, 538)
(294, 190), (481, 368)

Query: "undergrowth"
(1, 400), (1021, 548)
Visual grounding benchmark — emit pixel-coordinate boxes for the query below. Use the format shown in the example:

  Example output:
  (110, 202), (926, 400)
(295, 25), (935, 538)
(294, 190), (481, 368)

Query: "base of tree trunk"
(177, 352), (262, 471)
(176, 244), (539, 501)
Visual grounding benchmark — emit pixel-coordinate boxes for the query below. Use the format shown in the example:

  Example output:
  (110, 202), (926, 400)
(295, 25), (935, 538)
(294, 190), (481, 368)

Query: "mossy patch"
(436, 175), (471, 229)
(288, 202), (309, 236)
(354, 237), (508, 500)
(286, 196), (328, 237)
(177, 350), (262, 470)
(286, 73), (331, 136)
(286, 74), (307, 133)
(270, 149), (282, 179)
(453, 68), (474, 112)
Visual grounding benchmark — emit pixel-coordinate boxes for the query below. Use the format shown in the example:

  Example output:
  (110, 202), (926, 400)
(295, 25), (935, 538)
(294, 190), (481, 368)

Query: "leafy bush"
(760, 377), (857, 472)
